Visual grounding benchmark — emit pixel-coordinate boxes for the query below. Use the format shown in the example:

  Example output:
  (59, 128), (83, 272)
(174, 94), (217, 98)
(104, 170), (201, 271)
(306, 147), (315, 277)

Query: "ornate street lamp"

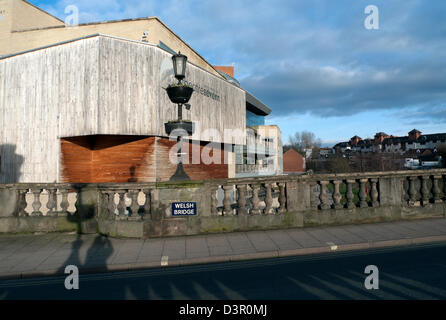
(164, 52), (195, 181)
(172, 52), (187, 81)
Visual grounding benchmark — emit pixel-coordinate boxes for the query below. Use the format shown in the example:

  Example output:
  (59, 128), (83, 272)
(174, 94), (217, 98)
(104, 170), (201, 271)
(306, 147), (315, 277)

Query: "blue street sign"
(171, 202), (197, 216)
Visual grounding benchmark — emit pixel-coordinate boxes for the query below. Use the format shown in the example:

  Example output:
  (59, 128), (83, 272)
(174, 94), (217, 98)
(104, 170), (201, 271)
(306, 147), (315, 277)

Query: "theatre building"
(0, 0), (283, 183)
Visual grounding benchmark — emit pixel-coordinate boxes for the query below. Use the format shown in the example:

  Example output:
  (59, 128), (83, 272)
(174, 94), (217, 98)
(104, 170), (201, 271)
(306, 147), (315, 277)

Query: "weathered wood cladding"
(61, 136), (156, 183)
(0, 37), (100, 183)
(60, 136), (228, 183)
(155, 138), (228, 182)
(0, 35), (245, 183)
(96, 36), (245, 138)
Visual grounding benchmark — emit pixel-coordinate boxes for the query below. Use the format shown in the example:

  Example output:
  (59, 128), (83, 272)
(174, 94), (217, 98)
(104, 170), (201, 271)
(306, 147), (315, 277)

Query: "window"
(246, 110), (265, 127)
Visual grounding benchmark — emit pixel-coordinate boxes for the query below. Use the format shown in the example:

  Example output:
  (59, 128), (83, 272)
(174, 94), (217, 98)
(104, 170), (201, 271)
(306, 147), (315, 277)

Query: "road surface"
(1, 242), (446, 300)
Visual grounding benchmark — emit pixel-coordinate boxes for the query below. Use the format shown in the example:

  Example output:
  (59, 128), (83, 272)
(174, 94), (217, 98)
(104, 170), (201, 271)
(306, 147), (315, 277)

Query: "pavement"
(1, 218), (446, 280)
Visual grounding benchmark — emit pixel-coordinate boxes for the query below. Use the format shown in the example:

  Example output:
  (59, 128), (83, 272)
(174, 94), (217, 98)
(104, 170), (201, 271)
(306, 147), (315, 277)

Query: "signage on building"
(183, 80), (220, 102)
(171, 202), (197, 216)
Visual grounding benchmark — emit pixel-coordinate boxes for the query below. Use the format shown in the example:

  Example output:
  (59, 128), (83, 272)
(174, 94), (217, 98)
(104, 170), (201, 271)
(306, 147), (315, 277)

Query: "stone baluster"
(421, 175), (431, 206)
(116, 191), (127, 219)
(129, 189), (140, 218)
(264, 183), (274, 214)
(370, 178), (379, 207)
(309, 181), (319, 210)
(143, 189), (151, 220)
(46, 188), (58, 216)
(432, 176), (442, 204)
(319, 181), (330, 210)
(222, 185), (233, 216)
(16, 188), (29, 216)
(236, 184), (247, 216)
(105, 192), (116, 218)
(332, 181), (343, 209)
(31, 189), (42, 216)
(278, 182), (287, 213)
(359, 179), (369, 208)
(346, 180), (356, 209)
(73, 190), (79, 215)
(408, 176), (418, 206)
(401, 177), (409, 205)
(210, 186), (219, 216)
(250, 184), (261, 215)
(60, 189), (70, 216)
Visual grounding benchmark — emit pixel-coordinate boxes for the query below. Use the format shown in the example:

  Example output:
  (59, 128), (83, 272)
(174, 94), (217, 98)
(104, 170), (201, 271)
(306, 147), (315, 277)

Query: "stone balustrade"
(210, 179), (287, 216)
(99, 186), (152, 221)
(4, 184), (79, 217)
(307, 172), (446, 210)
(0, 169), (445, 238)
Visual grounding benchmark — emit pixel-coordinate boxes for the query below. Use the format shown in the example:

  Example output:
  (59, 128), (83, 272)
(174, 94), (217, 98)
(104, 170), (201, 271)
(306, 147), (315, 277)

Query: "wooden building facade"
(0, 35), (245, 183)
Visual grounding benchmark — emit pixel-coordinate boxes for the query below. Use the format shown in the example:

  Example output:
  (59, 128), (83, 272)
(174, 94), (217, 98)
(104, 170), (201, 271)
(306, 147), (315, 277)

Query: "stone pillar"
(346, 180), (356, 209)
(401, 177), (409, 205)
(359, 179), (368, 208)
(129, 189), (140, 218)
(421, 175), (431, 206)
(309, 181), (319, 210)
(432, 176), (442, 204)
(71, 185), (99, 234)
(116, 191), (127, 219)
(236, 184), (247, 216)
(31, 189), (42, 216)
(332, 181), (343, 209)
(46, 188), (58, 216)
(143, 189), (152, 220)
(250, 184), (261, 215)
(17, 188), (29, 217)
(379, 176), (404, 206)
(105, 192), (116, 219)
(60, 189), (70, 216)
(370, 178), (379, 207)
(319, 181), (330, 210)
(285, 180), (301, 212)
(278, 182), (287, 213)
(408, 176), (418, 206)
(210, 185), (219, 216)
(223, 185), (233, 216)
(264, 183), (274, 214)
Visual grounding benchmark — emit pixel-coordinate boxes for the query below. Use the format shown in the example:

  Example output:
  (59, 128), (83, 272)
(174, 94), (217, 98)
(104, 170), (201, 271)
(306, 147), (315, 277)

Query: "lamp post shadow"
(0, 144), (24, 183)
(56, 184), (114, 279)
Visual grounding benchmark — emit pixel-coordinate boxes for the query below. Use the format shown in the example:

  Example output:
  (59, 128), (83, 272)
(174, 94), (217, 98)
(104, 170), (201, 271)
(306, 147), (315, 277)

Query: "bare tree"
(287, 131), (322, 155)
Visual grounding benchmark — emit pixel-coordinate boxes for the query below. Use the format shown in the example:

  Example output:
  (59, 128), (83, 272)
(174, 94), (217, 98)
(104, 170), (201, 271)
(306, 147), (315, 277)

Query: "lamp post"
(164, 52), (194, 181)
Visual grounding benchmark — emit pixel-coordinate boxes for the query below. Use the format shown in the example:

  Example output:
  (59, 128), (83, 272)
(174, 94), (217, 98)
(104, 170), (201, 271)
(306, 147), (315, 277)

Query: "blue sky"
(31, 0), (446, 146)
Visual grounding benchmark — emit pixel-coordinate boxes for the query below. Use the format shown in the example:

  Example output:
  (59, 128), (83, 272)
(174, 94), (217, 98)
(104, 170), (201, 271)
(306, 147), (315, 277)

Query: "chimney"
(214, 66), (234, 77)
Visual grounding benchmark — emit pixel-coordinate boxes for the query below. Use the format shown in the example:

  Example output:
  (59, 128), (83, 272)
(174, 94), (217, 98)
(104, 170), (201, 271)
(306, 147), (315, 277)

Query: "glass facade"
(246, 110), (265, 127)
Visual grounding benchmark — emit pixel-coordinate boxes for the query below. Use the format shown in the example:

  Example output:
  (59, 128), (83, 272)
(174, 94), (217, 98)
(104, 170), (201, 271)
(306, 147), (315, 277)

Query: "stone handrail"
(0, 169), (445, 238)
(0, 183), (81, 217)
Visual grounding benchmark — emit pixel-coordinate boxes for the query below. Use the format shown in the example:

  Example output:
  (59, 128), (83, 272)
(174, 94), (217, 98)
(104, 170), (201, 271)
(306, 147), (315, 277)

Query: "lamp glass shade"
(172, 52), (187, 80)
